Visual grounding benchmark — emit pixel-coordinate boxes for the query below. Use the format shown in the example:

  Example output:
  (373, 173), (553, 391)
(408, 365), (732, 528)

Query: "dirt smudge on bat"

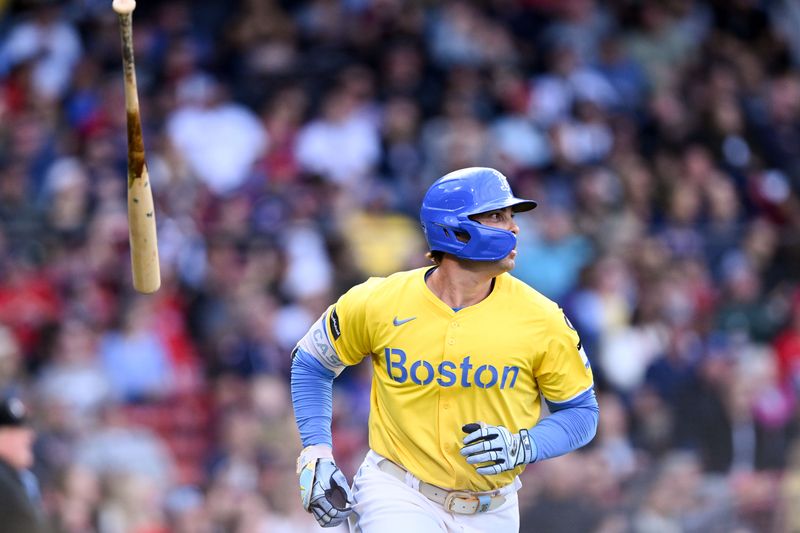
(127, 110), (146, 188)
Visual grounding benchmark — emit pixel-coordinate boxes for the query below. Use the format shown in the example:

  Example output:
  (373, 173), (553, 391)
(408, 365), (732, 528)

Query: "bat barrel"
(129, 175), (161, 294)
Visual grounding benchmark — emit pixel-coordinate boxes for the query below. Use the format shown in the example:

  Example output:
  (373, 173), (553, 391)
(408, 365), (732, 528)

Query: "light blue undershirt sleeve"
(291, 348), (335, 448)
(528, 388), (599, 462)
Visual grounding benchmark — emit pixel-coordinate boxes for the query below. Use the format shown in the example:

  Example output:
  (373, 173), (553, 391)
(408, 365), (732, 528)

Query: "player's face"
(470, 207), (519, 272)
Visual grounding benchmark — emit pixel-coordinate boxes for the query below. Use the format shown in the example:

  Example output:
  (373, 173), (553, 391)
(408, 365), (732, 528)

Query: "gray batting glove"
(460, 422), (537, 475)
(298, 446), (354, 528)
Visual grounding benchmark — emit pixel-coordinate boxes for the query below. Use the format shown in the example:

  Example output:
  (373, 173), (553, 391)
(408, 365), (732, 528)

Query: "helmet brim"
(510, 198), (538, 213)
(466, 197), (538, 216)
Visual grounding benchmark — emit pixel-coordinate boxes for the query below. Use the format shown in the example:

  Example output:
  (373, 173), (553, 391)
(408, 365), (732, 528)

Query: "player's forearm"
(529, 388), (599, 462)
(291, 348), (335, 448)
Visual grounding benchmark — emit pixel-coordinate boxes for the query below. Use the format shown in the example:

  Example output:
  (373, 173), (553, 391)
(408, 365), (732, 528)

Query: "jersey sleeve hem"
(543, 385), (596, 409)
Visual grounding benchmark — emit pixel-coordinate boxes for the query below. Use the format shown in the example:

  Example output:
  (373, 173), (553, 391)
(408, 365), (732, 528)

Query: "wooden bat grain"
(118, 12), (160, 293)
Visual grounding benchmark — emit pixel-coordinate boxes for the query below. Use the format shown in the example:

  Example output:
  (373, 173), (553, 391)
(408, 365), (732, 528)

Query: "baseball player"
(291, 167), (599, 532)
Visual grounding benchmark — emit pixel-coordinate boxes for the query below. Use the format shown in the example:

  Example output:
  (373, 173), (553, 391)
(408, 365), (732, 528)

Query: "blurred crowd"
(1, 0), (800, 531)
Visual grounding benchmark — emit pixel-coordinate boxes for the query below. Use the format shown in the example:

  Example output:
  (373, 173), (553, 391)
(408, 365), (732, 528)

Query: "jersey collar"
(417, 267), (505, 318)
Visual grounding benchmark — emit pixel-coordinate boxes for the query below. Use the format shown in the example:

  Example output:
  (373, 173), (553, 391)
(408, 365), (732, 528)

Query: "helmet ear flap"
(424, 222), (470, 254)
(423, 217), (517, 261)
(457, 221), (517, 261)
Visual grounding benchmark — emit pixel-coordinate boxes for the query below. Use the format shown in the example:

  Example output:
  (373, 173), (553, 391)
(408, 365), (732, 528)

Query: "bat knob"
(112, 0), (136, 15)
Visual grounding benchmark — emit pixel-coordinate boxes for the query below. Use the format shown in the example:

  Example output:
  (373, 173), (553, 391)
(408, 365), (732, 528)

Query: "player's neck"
(426, 259), (497, 309)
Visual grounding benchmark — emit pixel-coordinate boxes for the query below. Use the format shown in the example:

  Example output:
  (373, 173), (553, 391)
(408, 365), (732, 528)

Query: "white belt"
(376, 458), (507, 515)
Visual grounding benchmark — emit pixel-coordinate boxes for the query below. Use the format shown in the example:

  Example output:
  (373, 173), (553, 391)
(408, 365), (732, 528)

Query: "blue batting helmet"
(420, 167), (537, 261)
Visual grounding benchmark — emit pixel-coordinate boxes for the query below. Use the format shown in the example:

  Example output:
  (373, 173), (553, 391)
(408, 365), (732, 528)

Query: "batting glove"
(297, 445), (354, 528)
(460, 422), (537, 475)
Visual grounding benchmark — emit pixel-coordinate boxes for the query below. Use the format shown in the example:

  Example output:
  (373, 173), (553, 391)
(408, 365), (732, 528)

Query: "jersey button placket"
(439, 320), (460, 481)
(452, 318), (460, 343)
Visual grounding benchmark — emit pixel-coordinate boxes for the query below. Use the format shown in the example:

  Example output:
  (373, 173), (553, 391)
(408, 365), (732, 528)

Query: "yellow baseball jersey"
(325, 267), (593, 492)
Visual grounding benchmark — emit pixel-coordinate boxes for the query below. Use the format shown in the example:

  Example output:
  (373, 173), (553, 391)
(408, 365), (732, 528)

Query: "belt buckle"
(443, 491), (478, 514)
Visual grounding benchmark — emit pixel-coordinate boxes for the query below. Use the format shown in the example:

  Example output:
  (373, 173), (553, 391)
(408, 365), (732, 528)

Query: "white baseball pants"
(348, 450), (520, 533)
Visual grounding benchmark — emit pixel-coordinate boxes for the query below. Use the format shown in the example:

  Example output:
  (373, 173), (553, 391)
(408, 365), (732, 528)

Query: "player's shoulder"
(381, 267), (429, 287)
(342, 267), (427, 302)
(501, 273), (563, 318)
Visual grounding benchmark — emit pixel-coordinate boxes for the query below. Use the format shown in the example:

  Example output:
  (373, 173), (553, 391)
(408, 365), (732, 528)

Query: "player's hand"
(297, 446), (353, 528)
(460, 422), (537, 475)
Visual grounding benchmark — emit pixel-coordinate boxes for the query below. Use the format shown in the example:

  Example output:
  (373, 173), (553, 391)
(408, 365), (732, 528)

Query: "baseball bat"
(113, 0), (160, 293)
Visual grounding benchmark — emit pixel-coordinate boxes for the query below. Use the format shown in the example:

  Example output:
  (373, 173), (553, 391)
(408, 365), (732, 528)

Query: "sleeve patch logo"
(329, 307), (341, 340)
